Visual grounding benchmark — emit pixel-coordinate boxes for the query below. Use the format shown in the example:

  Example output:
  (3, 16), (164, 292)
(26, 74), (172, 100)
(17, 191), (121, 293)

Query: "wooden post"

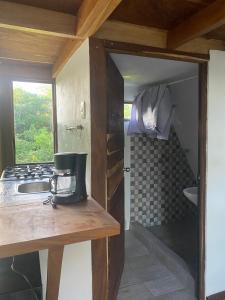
(46, 246), (64, 300)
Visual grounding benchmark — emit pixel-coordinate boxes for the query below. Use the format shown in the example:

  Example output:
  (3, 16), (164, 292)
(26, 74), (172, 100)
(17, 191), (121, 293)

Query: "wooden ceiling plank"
(2, 0), (83, 15)
(0, 0), (78, 39)
(168, 0), (225, 48)
(0, 61), (52, 82)
(0, 28), (66, 64)
(52, 0), (122, 77)
(95, 21), (167, 48)
(95, 20), (225, 55)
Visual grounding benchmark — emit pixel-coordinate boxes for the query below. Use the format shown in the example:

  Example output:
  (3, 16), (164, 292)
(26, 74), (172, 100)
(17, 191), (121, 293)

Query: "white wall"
(205, 50), (225, 297)
(39, 40), (92, 300)
(124, 84), (139, 101)
(56, 41), (91, 194)
(171, 78), (199, 178)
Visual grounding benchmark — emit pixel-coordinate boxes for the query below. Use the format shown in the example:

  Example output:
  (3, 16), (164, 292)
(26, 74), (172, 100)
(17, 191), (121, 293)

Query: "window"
(13, 81), (54, 164)
(124, 103), (132, 120)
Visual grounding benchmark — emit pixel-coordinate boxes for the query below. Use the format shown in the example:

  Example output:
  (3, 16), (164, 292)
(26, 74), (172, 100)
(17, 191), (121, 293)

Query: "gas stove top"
(1, 164), (54, 181)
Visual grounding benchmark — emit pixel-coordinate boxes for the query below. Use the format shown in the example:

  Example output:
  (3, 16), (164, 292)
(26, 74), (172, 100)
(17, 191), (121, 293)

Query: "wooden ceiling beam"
(168, 0), (225, 49)
(52, 0), (122, 78)
(0, 1), (78, 39)
(185, 0), (210, 4)
(76, 0), (122, 38)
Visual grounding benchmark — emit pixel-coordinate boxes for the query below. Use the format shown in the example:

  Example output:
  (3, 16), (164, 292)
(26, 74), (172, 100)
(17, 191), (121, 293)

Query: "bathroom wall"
(170, 78), (199, 178)
(39, 40), (92, 300)
(130, 128), (195, 227)
(205, 50), (225, 297)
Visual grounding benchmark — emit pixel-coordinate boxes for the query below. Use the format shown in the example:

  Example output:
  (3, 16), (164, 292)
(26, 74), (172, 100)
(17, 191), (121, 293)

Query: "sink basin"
(183, 187), (198, 206)
(18, 181), (50, 194)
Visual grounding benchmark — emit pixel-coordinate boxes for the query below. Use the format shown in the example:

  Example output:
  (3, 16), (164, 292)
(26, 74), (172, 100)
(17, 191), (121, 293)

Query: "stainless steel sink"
(18, 181), (50, 193)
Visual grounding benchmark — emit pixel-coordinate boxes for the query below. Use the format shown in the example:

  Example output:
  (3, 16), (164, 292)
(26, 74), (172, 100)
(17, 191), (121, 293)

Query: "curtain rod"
(167, 75), (198, 86)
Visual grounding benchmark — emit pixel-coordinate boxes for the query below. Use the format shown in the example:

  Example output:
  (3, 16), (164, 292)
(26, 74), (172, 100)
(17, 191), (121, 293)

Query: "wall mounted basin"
(183, 187), (198, 206)
(18, 181), (50, 194)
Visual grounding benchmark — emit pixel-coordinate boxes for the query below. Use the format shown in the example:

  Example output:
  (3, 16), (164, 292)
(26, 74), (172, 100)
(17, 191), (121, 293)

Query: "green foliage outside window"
(13, 82), (54, 164)
(124, 103), (132, 120)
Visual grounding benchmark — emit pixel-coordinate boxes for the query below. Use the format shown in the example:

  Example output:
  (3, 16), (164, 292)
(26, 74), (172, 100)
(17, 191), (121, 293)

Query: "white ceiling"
(110, 53), (198, 100)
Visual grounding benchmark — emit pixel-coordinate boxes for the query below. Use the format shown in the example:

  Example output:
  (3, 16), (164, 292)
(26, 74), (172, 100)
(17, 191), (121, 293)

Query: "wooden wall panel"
(107, 133), (124, 154)
(90, 38), (108, 300)
(106, 54), (124, 300)
(107, 159), (123, 200)
(107, 149), (123, 170)
(108, 181), (124, 300)
(0, 78), (14, 173)
(90, 38), (124, 300)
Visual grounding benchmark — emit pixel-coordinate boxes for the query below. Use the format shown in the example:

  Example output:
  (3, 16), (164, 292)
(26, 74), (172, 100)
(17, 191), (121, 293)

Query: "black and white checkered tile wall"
(130, 128), (195, 227)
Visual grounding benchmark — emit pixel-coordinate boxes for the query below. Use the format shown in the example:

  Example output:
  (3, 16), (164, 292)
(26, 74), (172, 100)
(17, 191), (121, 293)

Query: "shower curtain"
(127, 84), (174, 140)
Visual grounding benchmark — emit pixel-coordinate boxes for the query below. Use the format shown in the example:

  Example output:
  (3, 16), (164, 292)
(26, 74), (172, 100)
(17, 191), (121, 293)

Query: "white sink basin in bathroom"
(183, 187), (198, 206)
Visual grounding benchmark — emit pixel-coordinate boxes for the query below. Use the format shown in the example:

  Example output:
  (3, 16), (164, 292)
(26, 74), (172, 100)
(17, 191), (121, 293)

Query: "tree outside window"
(13, 81), (54, 164)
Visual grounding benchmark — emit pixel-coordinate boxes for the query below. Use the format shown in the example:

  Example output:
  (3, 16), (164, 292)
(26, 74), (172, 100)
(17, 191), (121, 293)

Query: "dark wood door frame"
(90, 38), (208, 300)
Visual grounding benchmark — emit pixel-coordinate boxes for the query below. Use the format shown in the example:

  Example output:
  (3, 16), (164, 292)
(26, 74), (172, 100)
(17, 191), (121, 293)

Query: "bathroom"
(110, 53), (199, 299)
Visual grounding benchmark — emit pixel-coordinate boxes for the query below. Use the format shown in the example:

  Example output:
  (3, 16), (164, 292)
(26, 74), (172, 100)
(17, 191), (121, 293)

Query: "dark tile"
(118, 230), (197, 300)
(118, 283), (152, 300)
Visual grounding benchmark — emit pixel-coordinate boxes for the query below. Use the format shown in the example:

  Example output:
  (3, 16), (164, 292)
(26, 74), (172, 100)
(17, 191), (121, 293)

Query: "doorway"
(112, 53), (200, 300)
(90, 39), (207, 300)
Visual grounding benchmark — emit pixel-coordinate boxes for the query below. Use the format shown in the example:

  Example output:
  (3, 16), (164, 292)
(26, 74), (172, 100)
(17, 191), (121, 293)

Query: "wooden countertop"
(0, 179), (120, 300)
(0, 197), (120, 258)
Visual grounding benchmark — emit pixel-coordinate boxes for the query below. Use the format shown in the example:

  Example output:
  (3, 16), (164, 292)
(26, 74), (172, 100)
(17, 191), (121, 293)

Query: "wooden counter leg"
(46, 246), (64, 300)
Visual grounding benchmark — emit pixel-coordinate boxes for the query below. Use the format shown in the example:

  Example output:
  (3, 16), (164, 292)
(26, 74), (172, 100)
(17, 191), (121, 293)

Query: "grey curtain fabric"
(127, 85), (174, 140)
(0, 77), (15, 175)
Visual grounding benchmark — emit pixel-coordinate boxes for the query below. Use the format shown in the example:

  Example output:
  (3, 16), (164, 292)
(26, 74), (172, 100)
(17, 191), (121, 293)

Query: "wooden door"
(90, 38), (124, 300)
(107, 54), (125, 300)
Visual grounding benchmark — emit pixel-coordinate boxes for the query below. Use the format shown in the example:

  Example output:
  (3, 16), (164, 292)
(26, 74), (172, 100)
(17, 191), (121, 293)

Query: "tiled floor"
(118, 230), (197, 300)
(149, 213), (198, 278)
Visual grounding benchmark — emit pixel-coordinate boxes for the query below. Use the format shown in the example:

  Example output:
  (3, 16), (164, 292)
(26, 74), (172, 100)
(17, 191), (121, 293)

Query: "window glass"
(124, 103), (132, 120)
(13, 81), (54, 164)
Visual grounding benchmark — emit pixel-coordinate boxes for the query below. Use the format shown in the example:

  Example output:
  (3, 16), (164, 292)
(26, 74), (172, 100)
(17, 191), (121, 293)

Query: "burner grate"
(1, 164), (54, 181)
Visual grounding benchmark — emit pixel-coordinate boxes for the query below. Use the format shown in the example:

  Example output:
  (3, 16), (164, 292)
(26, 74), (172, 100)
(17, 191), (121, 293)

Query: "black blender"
(49, 152), (87, 205)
